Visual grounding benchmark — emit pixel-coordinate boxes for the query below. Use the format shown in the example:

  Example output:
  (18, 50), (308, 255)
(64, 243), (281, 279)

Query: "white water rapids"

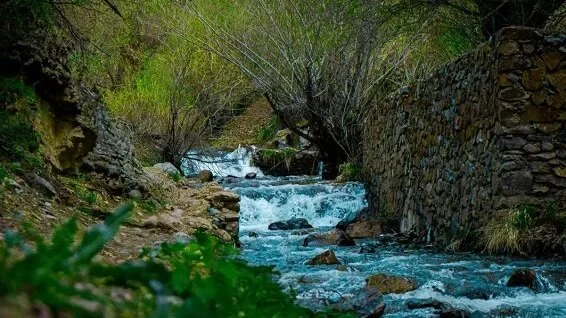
(184, 148), (566, 317)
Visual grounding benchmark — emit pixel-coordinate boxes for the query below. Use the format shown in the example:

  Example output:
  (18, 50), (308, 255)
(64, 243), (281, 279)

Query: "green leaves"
(0, 206), (326, 317)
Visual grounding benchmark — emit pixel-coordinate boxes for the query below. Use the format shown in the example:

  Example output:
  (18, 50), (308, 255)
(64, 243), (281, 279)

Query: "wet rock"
(359, 242), (380, 254)
(128, 189), (142, 199)
(291, 228), (316, 235)
(507, 268), (536, 289)
(306, 249), (341, 265)
(153, 162), (181, 176)
(335, 207), (366, 230)
(173, 232), (194, 244)
(331, 286), (385, 318)
(407, 299), (449, 310)
(366, 274), (417, 294)
(221, 176), (242, 184)
(245, 172), (257, 179)
(439, 309), (470, 318)
(209, 191), (240, 211)
(198, 170), (213, 182)
(268, 217), (313, 230)
(24, 173), (56, 197)
(346, 220), (382, 238)
(302, 229), (356, 247)
(248, 232), (259, 238)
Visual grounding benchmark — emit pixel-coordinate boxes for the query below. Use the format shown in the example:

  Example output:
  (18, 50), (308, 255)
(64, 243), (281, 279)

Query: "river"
(184, 148), (566, 317)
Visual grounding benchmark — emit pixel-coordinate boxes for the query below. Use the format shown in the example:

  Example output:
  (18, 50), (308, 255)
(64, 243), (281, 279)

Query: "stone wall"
(362, 27), (566, 243)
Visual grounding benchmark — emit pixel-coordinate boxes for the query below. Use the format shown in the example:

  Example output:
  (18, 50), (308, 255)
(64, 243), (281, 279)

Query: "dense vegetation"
(0, 1), (565, 317)
(0, 204), (349, 317)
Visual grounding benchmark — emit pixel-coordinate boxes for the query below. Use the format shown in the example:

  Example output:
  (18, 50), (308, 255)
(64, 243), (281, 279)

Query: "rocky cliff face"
(362, 27), (566, 243)
(1, 30), (148, 193)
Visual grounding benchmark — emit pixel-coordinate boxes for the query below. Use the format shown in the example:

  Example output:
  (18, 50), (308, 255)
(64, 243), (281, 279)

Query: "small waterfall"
(181, 146), (263, 178)
(233, 182), (367, 229)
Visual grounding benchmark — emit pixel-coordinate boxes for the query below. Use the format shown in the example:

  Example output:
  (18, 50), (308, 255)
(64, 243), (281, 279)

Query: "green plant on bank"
(0, 78), (42, 170)
(81, 191), (98, 204)
(338, 162), (362, 182)
(0, 203), (348, 317)
(170, 172), (182, 183)
(134, 198), (159, 214)
(0, 166), (7, 183)
(481, 203), (566, 255)
(259, 148), (298, 170)
(256, 116), (280, 143)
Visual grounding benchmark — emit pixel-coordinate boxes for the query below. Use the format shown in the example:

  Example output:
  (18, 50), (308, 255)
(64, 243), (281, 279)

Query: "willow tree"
(185, 0), (418, 177)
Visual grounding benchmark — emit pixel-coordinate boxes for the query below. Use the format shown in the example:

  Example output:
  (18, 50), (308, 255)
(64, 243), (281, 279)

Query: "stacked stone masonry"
(362, 27), (566, 242)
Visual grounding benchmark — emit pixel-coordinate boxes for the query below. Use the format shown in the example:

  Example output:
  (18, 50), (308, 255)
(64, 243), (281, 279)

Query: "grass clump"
(481, 204), (566, 256)
(0, 203), (339, 317)
(256, 116), (280, 143)
(337, 162), (362, 182)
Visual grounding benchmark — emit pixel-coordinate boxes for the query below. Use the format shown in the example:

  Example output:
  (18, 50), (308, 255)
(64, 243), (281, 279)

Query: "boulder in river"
(306, 249), (341, 265)
(268, 217), (313, 230)
(335, 207), (365, 230)
(198, 170), (213, 182)
(302, 229), (356, 247)
(345, 220), (382, 238)
(333, 286), (385, 318)
(507, 268), (536, 289)
(366, 273), (417, 294)
(359, 242), (380, 254)
(245, 172), (257, 179)
(406, 299), (470, 318)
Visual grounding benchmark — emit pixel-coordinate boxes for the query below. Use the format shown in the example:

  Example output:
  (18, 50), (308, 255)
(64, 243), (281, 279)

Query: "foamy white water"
(186, 148), (566, 317)
(181, 146), (263, 178)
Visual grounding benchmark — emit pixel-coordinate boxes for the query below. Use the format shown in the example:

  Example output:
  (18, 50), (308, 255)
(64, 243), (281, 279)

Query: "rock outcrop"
(1, 25), (149, 194)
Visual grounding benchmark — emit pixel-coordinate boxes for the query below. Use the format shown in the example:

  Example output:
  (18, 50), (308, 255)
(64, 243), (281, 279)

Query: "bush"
(256, 116), (280, 143)
(338, 162), (362, 182)
(0, 203), (338, 317)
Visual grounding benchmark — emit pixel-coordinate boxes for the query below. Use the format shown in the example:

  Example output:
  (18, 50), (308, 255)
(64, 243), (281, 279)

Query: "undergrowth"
(337, 162), (362, 182)
(0, 203), (349, 317)
(256, 116), (279, 143)
(481, 203), (566, 256)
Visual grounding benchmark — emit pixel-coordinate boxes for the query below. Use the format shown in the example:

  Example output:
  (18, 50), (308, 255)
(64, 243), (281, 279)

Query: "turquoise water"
(186, 149), (566, 317)
(230, 176), (566, 317)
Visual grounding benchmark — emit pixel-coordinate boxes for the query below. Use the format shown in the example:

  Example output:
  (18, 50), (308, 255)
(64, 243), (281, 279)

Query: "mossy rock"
(366, 274), (417, 294)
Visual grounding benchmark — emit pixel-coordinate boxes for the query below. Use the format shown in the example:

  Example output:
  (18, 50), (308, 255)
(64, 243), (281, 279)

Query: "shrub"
(338, 162), (362, 182)
(256, 116), (280, 143)
(0, 166), (7, 182)
(0, 203), (336, 317)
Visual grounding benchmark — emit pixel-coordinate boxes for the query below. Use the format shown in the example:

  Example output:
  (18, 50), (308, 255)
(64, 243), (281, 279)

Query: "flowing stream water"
(184, 149), (566, 317)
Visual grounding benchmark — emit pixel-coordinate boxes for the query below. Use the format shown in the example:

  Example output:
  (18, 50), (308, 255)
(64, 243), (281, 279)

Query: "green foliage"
(0, 166), (7, 183)
(0, 204), (134, 315)
(338, 162), (362, 182)
(81, 191), (98, 204)
(0, 110), (41, 168)
(0, 78), (37, 106)
(510, 205), (537, 230)
(257, 116), (280, 143)
(0, 203), (330, 317)
(170, 172), (182, 183)
(134, 198), (159, 214)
